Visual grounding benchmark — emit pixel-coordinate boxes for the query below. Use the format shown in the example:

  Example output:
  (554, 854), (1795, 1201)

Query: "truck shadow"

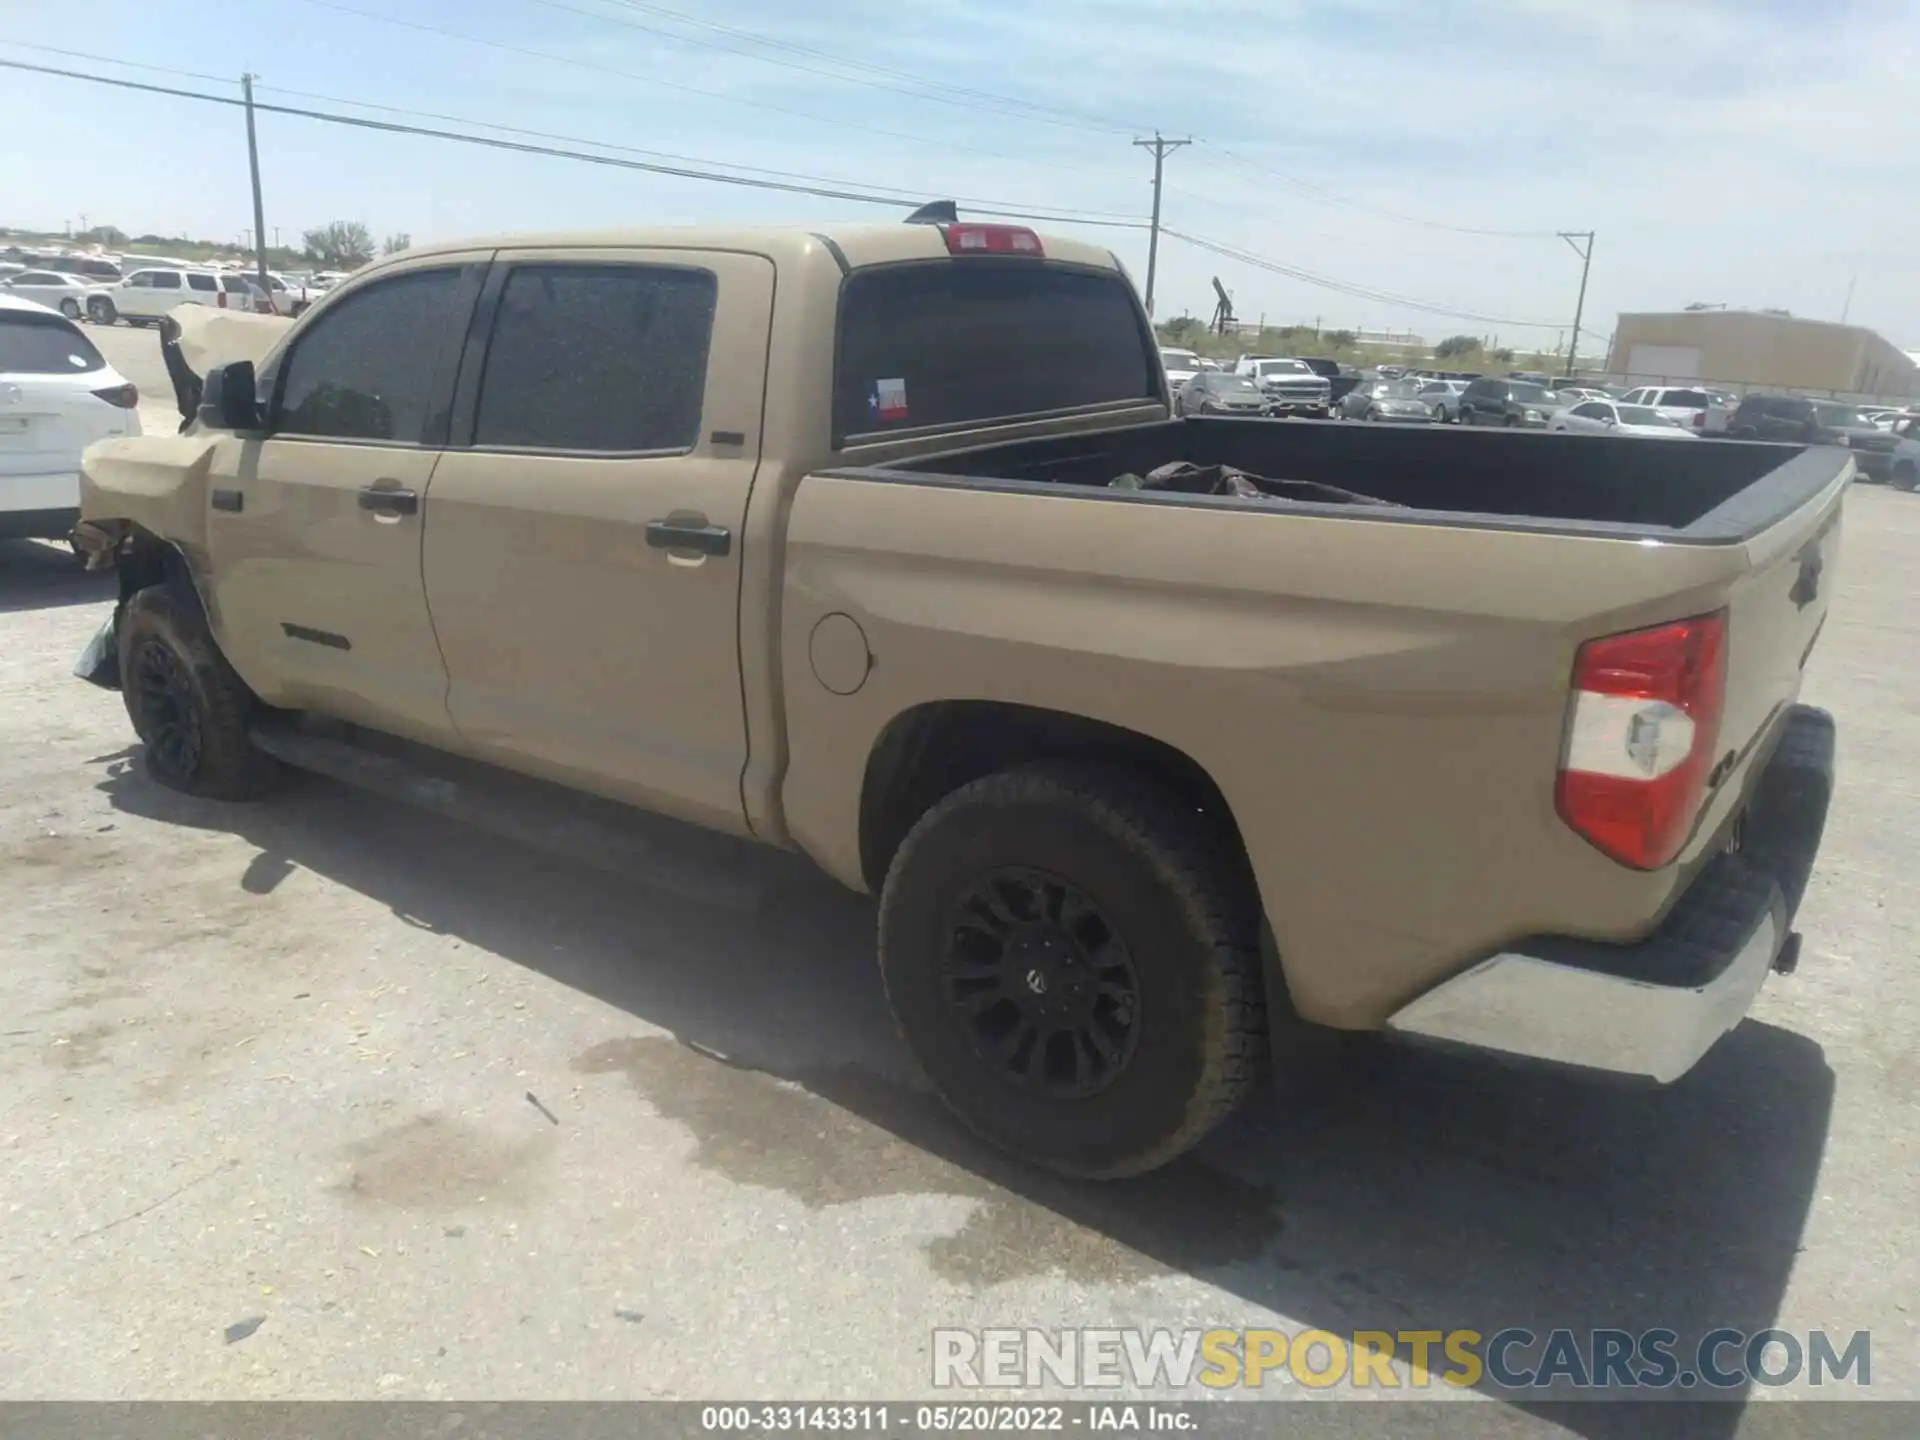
(97, 759), (1832, 1438)
(0, 538), (113, 614)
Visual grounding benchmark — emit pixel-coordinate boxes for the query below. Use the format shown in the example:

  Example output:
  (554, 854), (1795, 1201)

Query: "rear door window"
(471, 263), (717, 453)
(834, 261), (1155, 440)
(151, 271), (182, 290)
(186, 273), (217, 293)
(0, 311), (105, 374)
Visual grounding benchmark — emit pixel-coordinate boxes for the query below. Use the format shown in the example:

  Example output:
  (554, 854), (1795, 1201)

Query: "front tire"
(87, 295), (117, 325)
(58, 297), (81, 319)
(878, 762), (1265, 1178)
(1894, 461), (1918, 492)
(117, 585), (283, 800)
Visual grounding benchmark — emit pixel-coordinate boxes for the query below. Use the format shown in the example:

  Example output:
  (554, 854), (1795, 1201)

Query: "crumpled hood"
(168, 305), (294, 378)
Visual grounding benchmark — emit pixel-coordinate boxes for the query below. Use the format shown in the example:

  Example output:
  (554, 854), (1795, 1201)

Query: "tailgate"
(1708, 475), (1844, 824)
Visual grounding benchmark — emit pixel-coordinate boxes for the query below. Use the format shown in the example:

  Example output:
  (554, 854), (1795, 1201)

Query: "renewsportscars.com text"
(932, 1326), (1872, 1392)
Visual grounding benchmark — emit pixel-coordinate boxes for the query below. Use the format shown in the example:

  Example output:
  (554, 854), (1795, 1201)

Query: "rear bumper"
(1387, 705), (1834, 1083)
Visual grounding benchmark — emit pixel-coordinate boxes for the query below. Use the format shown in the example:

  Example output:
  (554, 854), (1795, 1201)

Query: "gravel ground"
(1, 336), (1914, 1431)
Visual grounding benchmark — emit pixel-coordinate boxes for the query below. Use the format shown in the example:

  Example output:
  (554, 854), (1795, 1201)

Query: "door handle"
(358, 484), (418, 515)
(645, 518), (731, 557)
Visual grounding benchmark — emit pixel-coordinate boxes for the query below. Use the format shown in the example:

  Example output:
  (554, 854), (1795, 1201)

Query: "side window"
(152, 271), (182, 290)
(126, 271), (154, 288)
(186, 273), (217, 293)
(471, 263), (716, 453)
(1619, 388), (1644, 405)
(1571, 402), (1607, 419)
(221, 276), (252, 293)
(275, 269), (469, 443)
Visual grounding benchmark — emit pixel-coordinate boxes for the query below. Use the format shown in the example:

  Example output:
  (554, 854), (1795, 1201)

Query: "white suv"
(97, 268), (269, 327)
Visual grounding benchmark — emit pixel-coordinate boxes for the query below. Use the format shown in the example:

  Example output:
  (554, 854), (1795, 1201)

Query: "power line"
(0, 38), (1144, 224)
(289, 0), (1084, 173)
(524, 0), (1135, 140)
(592, 0), (1148, 135)
(1194, 140), (1562, 241)
(1161, 228), (1563, 328)
(0, 58), (1149, 228)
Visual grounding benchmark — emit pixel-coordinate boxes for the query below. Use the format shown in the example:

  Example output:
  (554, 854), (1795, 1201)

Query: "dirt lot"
(0, 351), (1914, 1426)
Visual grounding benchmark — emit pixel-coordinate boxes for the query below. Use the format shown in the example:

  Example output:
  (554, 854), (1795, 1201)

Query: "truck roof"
(395, 222), (1124, 275)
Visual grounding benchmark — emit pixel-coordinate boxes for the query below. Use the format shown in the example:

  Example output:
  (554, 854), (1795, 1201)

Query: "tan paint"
(78, 220), (1843, 1033)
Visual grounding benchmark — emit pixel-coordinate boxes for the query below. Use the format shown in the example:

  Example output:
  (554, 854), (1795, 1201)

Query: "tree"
(77, 224), (128, 246)
(1323, 329), (1357, 351)
(382, 232), (412, 256)
(1491, 347), (1515, 364)
(1434, 334), (1482, 359)
(1157, 314), (1203, 344)
(302, 220), (375, 268)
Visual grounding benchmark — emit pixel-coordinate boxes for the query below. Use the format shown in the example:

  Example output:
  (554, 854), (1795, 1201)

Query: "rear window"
(0, 311), (106, 374)
(1659, 389), (1710, 408)
(220, 275), (254, 292)
(834, 261), (1154, 440)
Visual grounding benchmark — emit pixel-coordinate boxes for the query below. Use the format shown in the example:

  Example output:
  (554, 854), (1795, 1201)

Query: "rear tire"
(1894, 461), (1918, 492)
(117, 585), (284, 801)
(878, 762), (1265, 1178)
(87, 295), (117, 325)
(58, 297), (81, 319)
(1503, 413), (1520, 427)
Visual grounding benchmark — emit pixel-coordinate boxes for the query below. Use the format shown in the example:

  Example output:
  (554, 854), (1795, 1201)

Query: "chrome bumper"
(1387, 705), (1834, 1084)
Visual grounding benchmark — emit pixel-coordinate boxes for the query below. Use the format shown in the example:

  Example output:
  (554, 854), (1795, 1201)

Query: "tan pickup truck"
(72, 214), (1844, 1178)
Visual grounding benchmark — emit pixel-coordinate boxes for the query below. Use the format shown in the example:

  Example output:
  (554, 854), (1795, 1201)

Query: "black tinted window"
(834, 262), (1154, 439)
(151, 271), (181, 289)
(277, 269), (466, 443)
(473, 264), (716, 453)
(186, 273), (217, 292)
(0, 312), (105, 374)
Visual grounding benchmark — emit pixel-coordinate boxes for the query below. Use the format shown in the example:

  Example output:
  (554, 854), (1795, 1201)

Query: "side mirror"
(198, 361), (262, 432)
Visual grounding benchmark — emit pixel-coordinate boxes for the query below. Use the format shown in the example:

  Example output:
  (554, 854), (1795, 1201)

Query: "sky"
(3, 0), (1917, 356)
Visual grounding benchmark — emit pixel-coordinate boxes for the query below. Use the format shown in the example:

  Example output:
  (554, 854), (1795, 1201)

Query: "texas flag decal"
(869, 377), (909, 422)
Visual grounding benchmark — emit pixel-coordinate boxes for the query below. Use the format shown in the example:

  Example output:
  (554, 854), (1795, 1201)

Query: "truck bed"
(855, 417), (1848, 542)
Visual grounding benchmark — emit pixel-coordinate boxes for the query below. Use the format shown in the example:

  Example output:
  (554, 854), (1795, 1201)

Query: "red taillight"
(942, 223), (1044, 257)
(91, 383), (138, 408)
(1555, 611), (1728, 870)
(217, 290), (230, 308)
(1692, 411), (1705, 428)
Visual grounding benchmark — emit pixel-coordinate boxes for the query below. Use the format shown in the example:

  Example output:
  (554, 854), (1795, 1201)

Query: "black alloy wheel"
(131, 637), (203, 779)
(942, 865), (1142, 1100)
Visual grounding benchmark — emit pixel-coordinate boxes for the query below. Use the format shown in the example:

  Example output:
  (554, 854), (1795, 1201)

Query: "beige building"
(1606, 310), (1920, 400)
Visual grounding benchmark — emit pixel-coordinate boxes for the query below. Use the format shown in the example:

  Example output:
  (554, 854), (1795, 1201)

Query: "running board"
(247, 722), (770, 912)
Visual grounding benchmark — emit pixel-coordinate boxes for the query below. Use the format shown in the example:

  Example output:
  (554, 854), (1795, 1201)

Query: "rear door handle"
(645, 519), (731, 557)
(358, 484), (418, 516)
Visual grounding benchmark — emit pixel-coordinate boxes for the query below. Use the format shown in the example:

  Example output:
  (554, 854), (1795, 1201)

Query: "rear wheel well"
(858, 701), (1252, 895)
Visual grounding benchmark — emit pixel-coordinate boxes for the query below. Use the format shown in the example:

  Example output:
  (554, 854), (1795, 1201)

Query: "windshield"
(1509, 383), (1555, 403)
(1159, 349), (1198, 368)
(1257, 359), (1311, 376)
(1619, 406), (1678, 427)
(1814, 402), (1866, 428)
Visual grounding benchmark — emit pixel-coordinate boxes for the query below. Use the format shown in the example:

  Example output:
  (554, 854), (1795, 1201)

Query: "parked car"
(1549, 399), (1697, 439)
(1616, 385), (1733, 431)
(0, 294), (141, 542)
(1338, 379), (1436, 422)
(74, 216), (1844, 1181)
(99, 268), (271, 326)
(1723, 395), (1900, 480)
(43, 255), (123, 284)
(1233, 356), (1332, 415)
(1415, 378), (1468, 421)
(261, 272), (318, 318)
(1889, 415), (1920, 491)
(1550, 386), (1612, 405)
(1, 270), (105, 320)
(1158, 347), (1204, 389)
(1175, 371), (1270, 417)
(1456, 376), (1564, 428)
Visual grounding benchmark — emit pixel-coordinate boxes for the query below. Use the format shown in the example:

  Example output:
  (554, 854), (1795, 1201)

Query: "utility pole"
(1559, 230), (1595, 377)
(242, 73), (271, 292)
(1132, 131), (1189, 318)
(1840, 272), (1857, 324)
